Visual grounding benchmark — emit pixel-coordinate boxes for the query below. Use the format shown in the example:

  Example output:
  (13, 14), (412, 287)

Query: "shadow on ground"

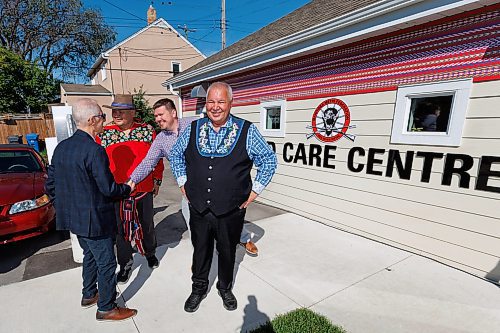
(207, 221), (265, 295)
(240, 295), (272, 333)
(485, 260), (500, 287)
(0, 230), (71, 276)
(120, 210), (187, 301)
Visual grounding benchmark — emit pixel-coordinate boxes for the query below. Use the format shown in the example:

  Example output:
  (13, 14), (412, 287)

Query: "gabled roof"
(61, 84), (112, 95)
(186, 0), (380, 74)
(164, 0), (485, 89)
(87, 18), (206, 77)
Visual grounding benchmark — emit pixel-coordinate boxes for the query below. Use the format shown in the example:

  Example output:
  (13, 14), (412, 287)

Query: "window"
(0, 150), (42, 173)
(406, 95), (453, 132)
(260, 100), (286, 137)
(172, 62), (181, 76)
(100, 64), (107, 81)
(390, 79), (472, 146)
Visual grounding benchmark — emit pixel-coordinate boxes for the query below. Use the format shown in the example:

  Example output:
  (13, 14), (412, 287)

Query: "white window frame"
(390, 79), (472, 147)
(100, 64), (107, 81)
(260, 100), (286, 137)
(171, 61), (181, 76)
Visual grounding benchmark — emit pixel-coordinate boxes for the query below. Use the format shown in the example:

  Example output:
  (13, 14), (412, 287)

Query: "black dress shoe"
(146, 255), (159, 269)
(116, 267), (131, 284)
(218, 289), (237, 311)
(184, 292), (206, 313)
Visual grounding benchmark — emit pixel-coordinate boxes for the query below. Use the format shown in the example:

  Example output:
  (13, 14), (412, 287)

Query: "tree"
(133, 86), (159, 131)
(0, 0), (116, 77)
(0, 46), (59, 113)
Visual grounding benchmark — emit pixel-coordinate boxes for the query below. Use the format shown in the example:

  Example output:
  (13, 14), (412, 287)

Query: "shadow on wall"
(485, 260), (500, 286)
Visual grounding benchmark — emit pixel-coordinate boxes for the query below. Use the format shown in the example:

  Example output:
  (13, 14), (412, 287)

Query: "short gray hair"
(206, 82), (233, 101)
(72, 98), (101, 126)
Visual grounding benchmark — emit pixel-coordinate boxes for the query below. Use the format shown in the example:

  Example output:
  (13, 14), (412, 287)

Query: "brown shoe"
(242, 241), (258, 256)
(81, 293), (98, 308)
(96, 307), (137, 322)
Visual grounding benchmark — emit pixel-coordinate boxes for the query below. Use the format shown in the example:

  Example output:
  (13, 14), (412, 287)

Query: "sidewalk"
(1, 167), (499, 332)
(1, 207), (499, 332)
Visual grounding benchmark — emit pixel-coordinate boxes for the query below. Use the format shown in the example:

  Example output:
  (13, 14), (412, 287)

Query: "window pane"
(407, 95), (453, 132)
(0, 151), (42, 172)
(172, 63), (180, 76)
(266, 107), (281, 129)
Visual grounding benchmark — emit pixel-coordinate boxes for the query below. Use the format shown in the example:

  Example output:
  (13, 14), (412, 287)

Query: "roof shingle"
(61, 84), (112, 94)
(184, 0), (381, 74)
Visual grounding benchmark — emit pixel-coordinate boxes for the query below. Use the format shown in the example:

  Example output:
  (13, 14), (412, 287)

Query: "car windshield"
(0, 150), (43, 173)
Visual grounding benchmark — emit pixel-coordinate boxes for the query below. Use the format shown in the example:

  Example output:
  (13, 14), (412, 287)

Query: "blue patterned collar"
(196, 115), (244, 157)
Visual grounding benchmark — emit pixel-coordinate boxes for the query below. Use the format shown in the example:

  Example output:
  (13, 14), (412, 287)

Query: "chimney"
(147, 5), (157, 25)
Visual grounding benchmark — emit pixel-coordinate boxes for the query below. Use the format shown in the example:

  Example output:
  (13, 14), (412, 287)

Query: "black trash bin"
(7, 135), (23, 144)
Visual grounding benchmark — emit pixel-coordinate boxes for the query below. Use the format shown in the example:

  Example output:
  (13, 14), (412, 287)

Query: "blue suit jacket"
(45, 130), (131, 237)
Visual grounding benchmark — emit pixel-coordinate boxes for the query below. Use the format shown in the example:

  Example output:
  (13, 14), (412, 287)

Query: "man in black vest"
(169, 82), (277, 312)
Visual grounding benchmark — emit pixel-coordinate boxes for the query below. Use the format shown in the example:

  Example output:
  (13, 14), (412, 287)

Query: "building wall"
(61, 94), (113, 121)
(93, 24), (204, 110)
(181, 5), (500, 279)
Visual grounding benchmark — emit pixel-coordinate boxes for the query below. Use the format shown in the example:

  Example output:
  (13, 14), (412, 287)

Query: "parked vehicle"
(0, 144), (55, 244)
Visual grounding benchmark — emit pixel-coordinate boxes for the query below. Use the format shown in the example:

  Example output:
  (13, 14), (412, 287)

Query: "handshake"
(125, 179), (160, 197)
(126, 179), (136, 193)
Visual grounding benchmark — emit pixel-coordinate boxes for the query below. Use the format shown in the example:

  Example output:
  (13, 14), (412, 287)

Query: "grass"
(248, 308), (346, 333)
(39, 147), (48, 162)
(37, 140), (48, 163)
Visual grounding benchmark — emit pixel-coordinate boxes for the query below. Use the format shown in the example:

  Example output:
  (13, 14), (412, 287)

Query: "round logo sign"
(311, 98), (351, 143)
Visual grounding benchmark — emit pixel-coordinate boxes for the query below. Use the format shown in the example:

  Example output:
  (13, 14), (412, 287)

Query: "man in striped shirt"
(130, 98), (194, 182)
(130, 99), (262, 257)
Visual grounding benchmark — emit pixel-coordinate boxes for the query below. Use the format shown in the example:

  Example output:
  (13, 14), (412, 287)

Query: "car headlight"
(9, 194), (51, 214)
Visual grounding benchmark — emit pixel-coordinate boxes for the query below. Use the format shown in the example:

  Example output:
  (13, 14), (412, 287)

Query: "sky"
(83, 0), (311, 57)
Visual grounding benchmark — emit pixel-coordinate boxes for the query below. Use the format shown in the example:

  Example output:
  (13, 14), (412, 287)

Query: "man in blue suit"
(45, 98), (138, 322)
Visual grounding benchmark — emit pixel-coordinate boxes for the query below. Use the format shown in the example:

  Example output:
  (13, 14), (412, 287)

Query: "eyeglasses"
(94, 113), (106, 120)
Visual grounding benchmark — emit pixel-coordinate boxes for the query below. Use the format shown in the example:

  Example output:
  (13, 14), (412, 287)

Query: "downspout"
(168, 84), (183, 119)
(108, 57), (115, 96)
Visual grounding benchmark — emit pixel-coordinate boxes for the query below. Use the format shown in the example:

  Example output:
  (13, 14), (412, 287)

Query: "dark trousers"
(78, 235), (117, 312)
(189, 206), (245, 295)
(115, 192), (156, 269)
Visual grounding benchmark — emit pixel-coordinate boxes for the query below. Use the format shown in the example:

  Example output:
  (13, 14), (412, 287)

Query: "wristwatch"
(154, 179), (162, 186)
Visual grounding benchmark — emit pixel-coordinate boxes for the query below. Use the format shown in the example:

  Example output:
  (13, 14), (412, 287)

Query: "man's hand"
(180, 185), (189, 202)
(153, 184), (160, 197)
(239, 191), (258, 209)
(127, 179), (136, 193)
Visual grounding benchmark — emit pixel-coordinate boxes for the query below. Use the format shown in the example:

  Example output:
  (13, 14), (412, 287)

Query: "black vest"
(185, 117), (253, 216)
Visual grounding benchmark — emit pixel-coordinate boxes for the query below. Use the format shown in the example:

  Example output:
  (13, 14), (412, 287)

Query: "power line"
(177, 24), (197, 39)
(231, 0), (290, 19)
(102, 0), (147, 22)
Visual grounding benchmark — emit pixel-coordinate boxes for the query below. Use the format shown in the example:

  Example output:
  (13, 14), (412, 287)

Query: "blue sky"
(83, 0), (310, 57)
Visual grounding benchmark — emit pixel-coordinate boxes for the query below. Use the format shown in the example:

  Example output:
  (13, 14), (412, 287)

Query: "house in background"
(60, 84), (112, 109)
(164, 0), (500, 282)
(62, 6), (205, 119)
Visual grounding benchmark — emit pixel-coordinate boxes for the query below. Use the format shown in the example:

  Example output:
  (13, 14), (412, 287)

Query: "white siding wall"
(231, 80), (500, 278)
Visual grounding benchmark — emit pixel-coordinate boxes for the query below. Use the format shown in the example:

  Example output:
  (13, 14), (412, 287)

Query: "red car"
(0, 144), (55, 244)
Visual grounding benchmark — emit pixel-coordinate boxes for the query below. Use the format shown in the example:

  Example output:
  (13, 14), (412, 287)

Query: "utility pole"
(221, 0), (226, 49)
(177, 24), (196, 39)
